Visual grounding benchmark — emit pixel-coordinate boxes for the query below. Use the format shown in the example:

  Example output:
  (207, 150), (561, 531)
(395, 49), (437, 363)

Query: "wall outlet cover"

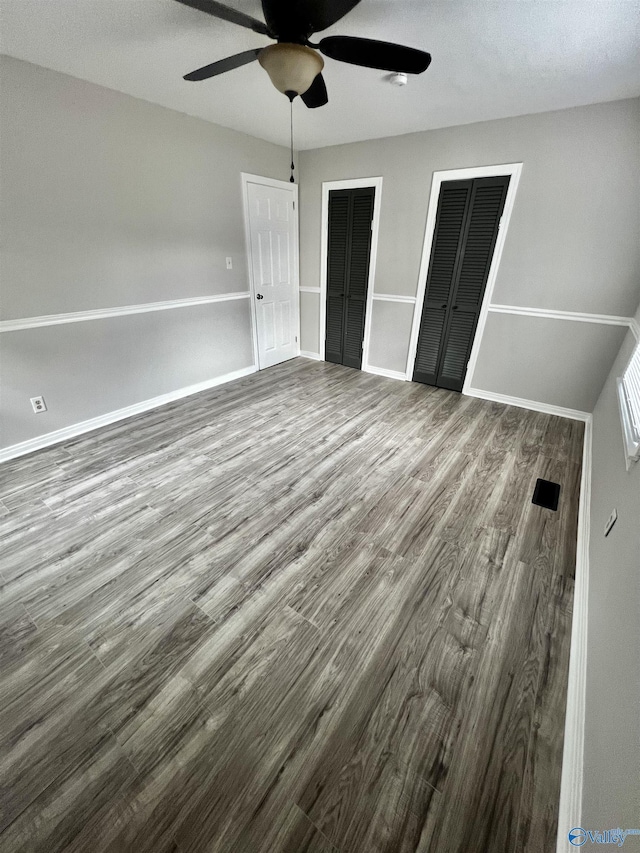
(30, 395), (47, 413)
(226, 257), (233, 269)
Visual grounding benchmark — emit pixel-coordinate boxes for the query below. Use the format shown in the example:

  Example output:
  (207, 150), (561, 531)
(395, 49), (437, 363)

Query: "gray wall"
(583, 302), (640, 828)
(367, 300), (415, 375)
(1, 301), (254, 446)
(299, 291), (320, 355)
(299, 99), (640, 410)
(0, 56), (288, 451)
(472, 314), (627, 413)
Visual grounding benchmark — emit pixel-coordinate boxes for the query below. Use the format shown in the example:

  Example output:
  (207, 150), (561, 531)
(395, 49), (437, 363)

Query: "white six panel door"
(247, 181), (299, 369)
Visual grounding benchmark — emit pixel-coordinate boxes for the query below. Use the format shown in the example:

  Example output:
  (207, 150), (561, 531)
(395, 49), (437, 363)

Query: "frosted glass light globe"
(259, 44), (324, 98)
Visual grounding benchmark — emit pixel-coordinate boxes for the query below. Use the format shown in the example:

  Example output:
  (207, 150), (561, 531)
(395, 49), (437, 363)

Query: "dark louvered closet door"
(325, 193), (349, 363)
(325, 187), (375, 369)
(412, 180), (472, 385)
(413, 176), (509, 391)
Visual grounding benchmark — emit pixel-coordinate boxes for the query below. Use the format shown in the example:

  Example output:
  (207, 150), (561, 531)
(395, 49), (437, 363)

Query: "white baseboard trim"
(299, 287), (321, 294)
(363, 364), (408, 382)
(0, 365), (257, 463)
(630, 318), (640, 341)
(299, 351), (322, 361)
(556, 415), (592, 851)
(464, 387), (590, 422)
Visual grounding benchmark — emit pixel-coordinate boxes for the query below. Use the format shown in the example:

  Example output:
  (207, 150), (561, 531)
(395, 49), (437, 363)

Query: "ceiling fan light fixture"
(258, 43), (324, 97)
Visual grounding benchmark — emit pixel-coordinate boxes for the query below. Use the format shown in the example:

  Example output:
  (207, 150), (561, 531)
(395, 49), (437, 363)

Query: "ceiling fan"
(175, 0), (432, 108)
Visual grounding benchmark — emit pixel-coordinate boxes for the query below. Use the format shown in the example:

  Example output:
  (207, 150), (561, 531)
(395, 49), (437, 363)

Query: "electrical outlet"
(30, 395), (47, 413)
(604, 508), (617, 537)
(226, 257), (233, 270)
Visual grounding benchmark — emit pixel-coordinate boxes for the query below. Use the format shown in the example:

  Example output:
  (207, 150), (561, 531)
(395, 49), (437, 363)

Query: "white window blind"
(618, 339), (640, 464)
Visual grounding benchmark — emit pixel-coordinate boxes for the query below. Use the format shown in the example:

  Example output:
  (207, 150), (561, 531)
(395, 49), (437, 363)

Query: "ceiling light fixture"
(176, 0), (431, 184)
(178, 0), (432, 110)
(258, 43), (324, 101)
(258, 43), (324, 184)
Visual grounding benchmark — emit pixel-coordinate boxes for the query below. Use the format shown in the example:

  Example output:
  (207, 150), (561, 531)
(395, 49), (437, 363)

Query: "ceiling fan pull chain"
(290, 97), (295, 183)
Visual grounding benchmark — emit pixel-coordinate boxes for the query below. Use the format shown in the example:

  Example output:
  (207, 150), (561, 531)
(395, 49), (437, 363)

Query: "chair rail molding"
(488, 303), (636, 330)
(0, 292), (251, 333)
(372, 293), (417, 304)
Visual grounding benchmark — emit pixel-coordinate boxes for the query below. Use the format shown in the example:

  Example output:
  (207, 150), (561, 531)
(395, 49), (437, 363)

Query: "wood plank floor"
(0, 359), (583, 853)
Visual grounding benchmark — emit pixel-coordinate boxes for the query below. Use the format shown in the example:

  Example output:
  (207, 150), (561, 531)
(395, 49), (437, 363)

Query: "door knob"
(452, 305), (459, 310)
(256, 294), (263, 300)
(441, 303), (447, 309)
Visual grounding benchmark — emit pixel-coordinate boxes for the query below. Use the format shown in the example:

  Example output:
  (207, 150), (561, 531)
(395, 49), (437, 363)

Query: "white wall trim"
(464, 386), (590, 422)
(0, 365), (257, 464)
(556, 415), (592, 852)
(363, 364), (407, 382)
(372, 293), (417, 304)
(406, 162), (523, 383)
(299, 350), (322, 361)
(239, 172), (296, 192)
(299, 286), (321, 294)
(319, 177), (383, 192)
(630, 318), (640, 341)
(489, 304), (635, 329)
(0, 292), (251, 333)
(319, 176), (383, 364)
(241, 173), (300, 369)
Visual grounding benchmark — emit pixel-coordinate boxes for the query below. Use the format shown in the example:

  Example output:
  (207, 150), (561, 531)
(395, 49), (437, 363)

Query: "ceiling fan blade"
(184, 48), (262, 81)
(318, 36), (431, 74)
(261, 0), (360, 39)
(174, 0), (270, 36)
(301, 73), (328, 108)
(305, 0), (362, 33)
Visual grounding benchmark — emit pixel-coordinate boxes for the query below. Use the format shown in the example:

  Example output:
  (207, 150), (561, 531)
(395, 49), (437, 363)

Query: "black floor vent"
(532, 478), (561, 511)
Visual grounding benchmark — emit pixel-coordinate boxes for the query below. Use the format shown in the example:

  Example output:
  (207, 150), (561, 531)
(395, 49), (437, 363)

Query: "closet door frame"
(406, 163), (523, 390)
(319, 177), (383, 367)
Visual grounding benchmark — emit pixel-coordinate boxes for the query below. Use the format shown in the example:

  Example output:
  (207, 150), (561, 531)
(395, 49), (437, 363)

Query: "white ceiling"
(1, 0), (639, 149)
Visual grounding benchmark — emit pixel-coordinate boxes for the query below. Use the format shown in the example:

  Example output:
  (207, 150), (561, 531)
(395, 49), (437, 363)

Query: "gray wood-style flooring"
(0, 359), (583, 853)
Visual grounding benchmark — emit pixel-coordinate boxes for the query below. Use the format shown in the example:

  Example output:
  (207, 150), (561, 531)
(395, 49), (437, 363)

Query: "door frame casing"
(319, 177), (383, 367)
(406, 162), (523, 390)
(241, 172), (300, 370)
